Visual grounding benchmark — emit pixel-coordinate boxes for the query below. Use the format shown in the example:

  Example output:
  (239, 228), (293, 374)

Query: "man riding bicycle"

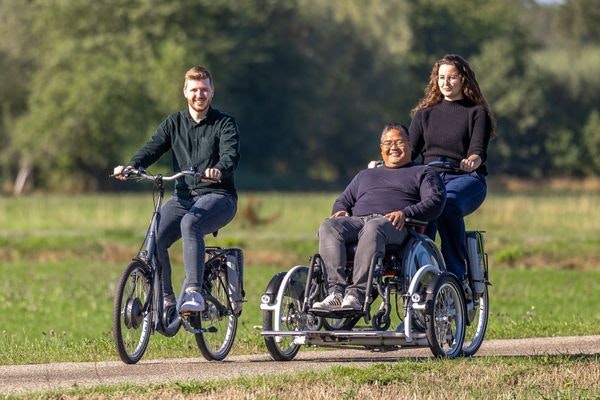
(114, 65), (240, 315)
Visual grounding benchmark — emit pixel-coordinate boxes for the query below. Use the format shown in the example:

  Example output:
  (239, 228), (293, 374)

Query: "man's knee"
(318, 219), (342, 240)
(359, 219), (386, 241)
(180, 214), (201, 236)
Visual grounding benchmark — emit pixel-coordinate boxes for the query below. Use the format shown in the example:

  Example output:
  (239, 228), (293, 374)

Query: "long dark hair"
(411, 54), (496, 138)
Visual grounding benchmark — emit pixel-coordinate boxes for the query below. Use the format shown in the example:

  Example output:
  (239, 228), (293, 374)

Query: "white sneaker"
(341, 294), (361, 311)
(312, 292), (343, 310)
(180, 288), (205, 313)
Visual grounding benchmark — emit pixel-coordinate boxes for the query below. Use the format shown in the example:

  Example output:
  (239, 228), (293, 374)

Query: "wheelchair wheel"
(263, 266), (307, 361)
(462, 284), (489, 356)
(425, 273), (466, 358)
(112, 260), (153, 364)
(195, 266), (238, 361)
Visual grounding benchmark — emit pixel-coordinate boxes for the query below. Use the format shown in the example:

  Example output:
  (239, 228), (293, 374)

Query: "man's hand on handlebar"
(201, 168), (221, 183)
(112, 165), (133, 180)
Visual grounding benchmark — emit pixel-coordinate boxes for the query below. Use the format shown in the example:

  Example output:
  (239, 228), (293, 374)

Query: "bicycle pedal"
(179, 310), (198, 318)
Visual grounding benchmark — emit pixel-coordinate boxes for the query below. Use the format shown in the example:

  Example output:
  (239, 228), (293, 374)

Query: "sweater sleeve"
(409, 112), (425, 161)
(213, 116), (241, 179)
(401, 167), (446, 221)
(129, 119), (172, 168)
(467, 106), (491, 163)
(332, 174), (360, 215)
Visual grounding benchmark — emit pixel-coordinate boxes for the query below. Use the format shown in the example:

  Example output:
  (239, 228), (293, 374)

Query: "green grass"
(1, 262), (599, 365)
(0, 191), (599, 365)
(8, 355), (600, 399)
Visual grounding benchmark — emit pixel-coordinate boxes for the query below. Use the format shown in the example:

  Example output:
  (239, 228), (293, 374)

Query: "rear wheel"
(263, 266), (307, 361)
(112, 260), (153, 364)
(195, 267), (238, 361)
(425, 273), (466, 358)
(462, 285), (489, 356)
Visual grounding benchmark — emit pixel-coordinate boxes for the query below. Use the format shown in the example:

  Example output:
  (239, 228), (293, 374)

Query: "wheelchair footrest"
(309, 308), (363, 318)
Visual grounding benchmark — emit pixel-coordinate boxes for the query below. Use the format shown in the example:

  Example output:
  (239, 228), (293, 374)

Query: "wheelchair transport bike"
(261, 161), (489, 360)
(111, 167), (244, 364)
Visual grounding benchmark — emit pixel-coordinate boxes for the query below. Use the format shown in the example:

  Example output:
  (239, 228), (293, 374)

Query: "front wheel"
(195, 267), (238, 361)
(425, 273), (466, 358)
(462, 284), (489, 356)
(263, 266), (308, 361)
(112, 260), (153, 364)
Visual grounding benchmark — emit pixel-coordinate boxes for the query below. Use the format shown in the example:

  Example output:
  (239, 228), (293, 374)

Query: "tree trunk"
(13, 160), (32, 196)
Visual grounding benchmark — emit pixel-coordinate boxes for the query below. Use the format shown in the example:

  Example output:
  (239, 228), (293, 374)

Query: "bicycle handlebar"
(110, 167), (220, 183)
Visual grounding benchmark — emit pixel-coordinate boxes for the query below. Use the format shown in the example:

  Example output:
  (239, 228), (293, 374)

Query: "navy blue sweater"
(332, 163), (446, 221)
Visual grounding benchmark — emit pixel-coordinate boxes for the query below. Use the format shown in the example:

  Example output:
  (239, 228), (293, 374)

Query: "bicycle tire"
(195, 267), (238, 361)
(263, 266), (308, 361)
(425, 273), (466, 358)
(112, 259), (153, 364)
(462, 285), (489, 356)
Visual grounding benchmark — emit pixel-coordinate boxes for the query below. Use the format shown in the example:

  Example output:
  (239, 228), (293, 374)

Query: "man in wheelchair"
(313, 123), (446, 312)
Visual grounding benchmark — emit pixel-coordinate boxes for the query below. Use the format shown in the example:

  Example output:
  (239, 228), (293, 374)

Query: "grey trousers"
(318, 216), (408, 302)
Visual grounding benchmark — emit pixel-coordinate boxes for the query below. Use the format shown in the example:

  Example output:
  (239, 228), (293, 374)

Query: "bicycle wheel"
(112, 260), (153, 364)
(195, 267), (237, 361)
(462, 285), (489, 356)
(425, 273), (466, 358)
(263, 266), (307, 361)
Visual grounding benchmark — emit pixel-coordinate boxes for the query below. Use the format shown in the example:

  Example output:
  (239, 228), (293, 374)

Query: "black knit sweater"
(409, 99), (491, 175)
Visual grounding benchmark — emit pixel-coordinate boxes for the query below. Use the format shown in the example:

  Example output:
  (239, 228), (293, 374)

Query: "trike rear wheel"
(112, 260), (153, 364)
(462, 284), (489, 356)
(425, 273), (466, 358)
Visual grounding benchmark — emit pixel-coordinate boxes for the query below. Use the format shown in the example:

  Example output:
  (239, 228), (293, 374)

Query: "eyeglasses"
(380, 139), (408, 148)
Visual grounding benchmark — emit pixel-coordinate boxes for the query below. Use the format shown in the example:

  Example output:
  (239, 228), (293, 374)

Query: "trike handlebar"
(426, 160), (463, 173)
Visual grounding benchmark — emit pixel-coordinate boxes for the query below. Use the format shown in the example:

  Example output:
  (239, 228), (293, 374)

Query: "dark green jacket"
(130, 107), (240, 198)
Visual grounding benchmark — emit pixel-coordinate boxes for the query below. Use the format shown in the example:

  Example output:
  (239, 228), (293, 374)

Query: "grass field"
(0, 190), (599, 366)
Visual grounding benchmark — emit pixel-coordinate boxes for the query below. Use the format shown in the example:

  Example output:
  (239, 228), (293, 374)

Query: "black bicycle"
(111, 167), (244, 363)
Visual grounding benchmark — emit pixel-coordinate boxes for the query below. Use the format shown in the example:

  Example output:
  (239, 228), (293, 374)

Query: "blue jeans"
(426, 172), (486, 278)
(156, 193), (237, 295)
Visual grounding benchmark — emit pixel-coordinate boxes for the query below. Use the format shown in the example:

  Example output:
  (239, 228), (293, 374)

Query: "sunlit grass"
(0, 190), (599, 365)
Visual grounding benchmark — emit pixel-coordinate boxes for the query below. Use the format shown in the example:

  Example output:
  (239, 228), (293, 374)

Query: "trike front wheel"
(263, 266), (308, 361)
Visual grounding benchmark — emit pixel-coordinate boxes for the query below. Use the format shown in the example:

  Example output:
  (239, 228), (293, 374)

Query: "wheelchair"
(260, 218), (490, 361)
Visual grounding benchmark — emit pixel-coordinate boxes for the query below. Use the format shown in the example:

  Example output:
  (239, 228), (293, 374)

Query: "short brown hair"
(184, 65), (213, 87)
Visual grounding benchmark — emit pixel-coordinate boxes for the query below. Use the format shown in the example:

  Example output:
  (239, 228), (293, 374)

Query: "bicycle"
(111, 167), (244, 364)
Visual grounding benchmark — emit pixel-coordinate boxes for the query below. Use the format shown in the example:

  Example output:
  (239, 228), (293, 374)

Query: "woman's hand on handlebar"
(459, 155), (482, 173)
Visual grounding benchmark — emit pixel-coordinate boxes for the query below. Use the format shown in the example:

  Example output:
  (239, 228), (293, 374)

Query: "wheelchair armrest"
(405, 217), (427, 227)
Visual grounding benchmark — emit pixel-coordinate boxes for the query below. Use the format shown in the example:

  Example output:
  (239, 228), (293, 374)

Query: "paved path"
(1, 335), (599, 395)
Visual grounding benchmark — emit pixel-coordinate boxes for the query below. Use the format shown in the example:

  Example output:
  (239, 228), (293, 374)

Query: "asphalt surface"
(1, 335), (599, 395)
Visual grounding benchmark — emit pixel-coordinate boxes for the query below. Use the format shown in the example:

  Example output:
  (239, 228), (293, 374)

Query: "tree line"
(1, 0), (599, 193)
